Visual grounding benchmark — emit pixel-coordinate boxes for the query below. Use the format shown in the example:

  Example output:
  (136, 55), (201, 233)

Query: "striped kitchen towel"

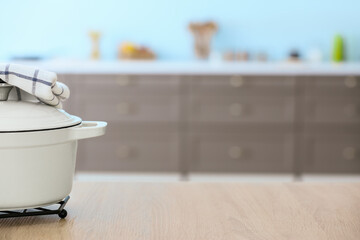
(0, 63), (69, 108)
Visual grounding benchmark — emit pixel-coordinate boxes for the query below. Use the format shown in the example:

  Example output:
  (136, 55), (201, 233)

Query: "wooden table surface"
(1, 182), (360, 240)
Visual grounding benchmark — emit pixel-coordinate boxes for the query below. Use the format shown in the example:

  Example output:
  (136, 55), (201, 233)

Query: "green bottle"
(332, 34), (345, 62)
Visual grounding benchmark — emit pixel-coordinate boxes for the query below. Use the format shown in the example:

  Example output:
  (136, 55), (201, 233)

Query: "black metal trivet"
(0, 196), (70, 219)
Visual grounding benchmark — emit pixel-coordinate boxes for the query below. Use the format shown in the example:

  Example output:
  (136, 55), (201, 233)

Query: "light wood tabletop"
(1, 182), (360, 240)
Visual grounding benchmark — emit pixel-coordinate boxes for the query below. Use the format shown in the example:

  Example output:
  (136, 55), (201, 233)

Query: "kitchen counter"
(1, 182), (360, 239)
(10, 60), (360, 75)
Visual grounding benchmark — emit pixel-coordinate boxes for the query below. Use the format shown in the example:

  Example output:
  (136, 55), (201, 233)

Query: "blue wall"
(1, 0), (359, 61)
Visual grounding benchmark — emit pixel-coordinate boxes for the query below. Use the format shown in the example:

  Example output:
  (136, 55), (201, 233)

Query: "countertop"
(8, 60), (360, 75)
(1, 182), (360, 240)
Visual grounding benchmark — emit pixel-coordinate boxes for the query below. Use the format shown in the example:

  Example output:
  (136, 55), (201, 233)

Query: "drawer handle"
(344, 77), (357, 88)
(116, 102), (131, 115)
(228, 146), (244, 159)
(229, 103), (246, 116)
(116, 145), (131, 159)
(116, 76), (130, 86)
(344, 104), (359, 117)
(229, 76), (244, 87)
(343, 147), (357, 161)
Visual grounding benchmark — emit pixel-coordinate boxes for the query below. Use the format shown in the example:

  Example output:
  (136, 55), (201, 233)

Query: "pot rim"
(0, 121), (107, 148)
(0, 121), (82, 133)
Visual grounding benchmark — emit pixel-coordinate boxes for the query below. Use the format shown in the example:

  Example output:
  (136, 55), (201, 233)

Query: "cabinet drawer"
(303, 76), (360, 96)
(303, 134), (360, 173)
(78, 95), (179, 123)
(190, 76), (295, 96)
(77, 130), (179, 172)
(189, 96), (294, 123)
(80, 75), (180, 96)
(304, 96), (360, 124)
(188, 133), (293, 172)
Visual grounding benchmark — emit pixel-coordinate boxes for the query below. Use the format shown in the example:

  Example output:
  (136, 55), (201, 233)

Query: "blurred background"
(1, 0), (360, 182)
(1, 0), (360, 62)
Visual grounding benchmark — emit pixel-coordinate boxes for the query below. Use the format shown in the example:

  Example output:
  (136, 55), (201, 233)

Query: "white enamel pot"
(0, 83), (107, 210)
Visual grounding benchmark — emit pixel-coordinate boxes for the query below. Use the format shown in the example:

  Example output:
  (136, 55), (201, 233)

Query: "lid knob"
(0, 81), (13, 101)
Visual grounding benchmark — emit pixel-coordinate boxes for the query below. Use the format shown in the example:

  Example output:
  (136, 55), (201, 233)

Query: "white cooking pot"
(0, 83), (107, 210)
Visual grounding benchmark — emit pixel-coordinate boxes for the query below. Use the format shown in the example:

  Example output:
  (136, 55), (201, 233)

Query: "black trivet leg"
(57, 195), (70, 219)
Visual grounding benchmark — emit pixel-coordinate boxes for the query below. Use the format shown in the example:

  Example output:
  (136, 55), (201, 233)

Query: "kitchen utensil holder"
(0, 196), (70, 219)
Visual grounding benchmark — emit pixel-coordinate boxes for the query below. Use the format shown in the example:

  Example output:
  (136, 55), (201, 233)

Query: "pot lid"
(0, 101), (82, 132)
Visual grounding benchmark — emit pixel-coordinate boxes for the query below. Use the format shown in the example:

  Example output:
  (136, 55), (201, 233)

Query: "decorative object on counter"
(119, 42), (156, 60)
(223, 51), (235, 61)
(209, 51), (223, 63)
(189, 21), (218, 59)
(306, 48), (323, 63)
(332, 34), (345, 62)
(236, 52), (250, 61)
(288, 49), (301, 62)
(89, 31), (101, 60)
(256, 52), (268, 62)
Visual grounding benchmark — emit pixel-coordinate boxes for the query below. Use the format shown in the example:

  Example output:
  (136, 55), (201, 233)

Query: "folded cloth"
(0, 63), (69, 108)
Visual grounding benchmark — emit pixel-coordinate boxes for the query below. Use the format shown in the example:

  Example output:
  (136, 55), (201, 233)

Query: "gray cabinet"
(189, 76), (295, 96)
(187, 132), (293, 173)
(303, 76), (360, 96)
(186, 76), (296, 173)
(67, 75), (181, 172)
(78, 95), (180, 123)
(188, 95), (294, 124)
(300, 76), (360, 173)
(302, 133), (360, 173)
(303, 96), (360, 124)
(81, 75), (180, 96)
(77, 124), (180, 172)
(59, 74), (360, 175)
